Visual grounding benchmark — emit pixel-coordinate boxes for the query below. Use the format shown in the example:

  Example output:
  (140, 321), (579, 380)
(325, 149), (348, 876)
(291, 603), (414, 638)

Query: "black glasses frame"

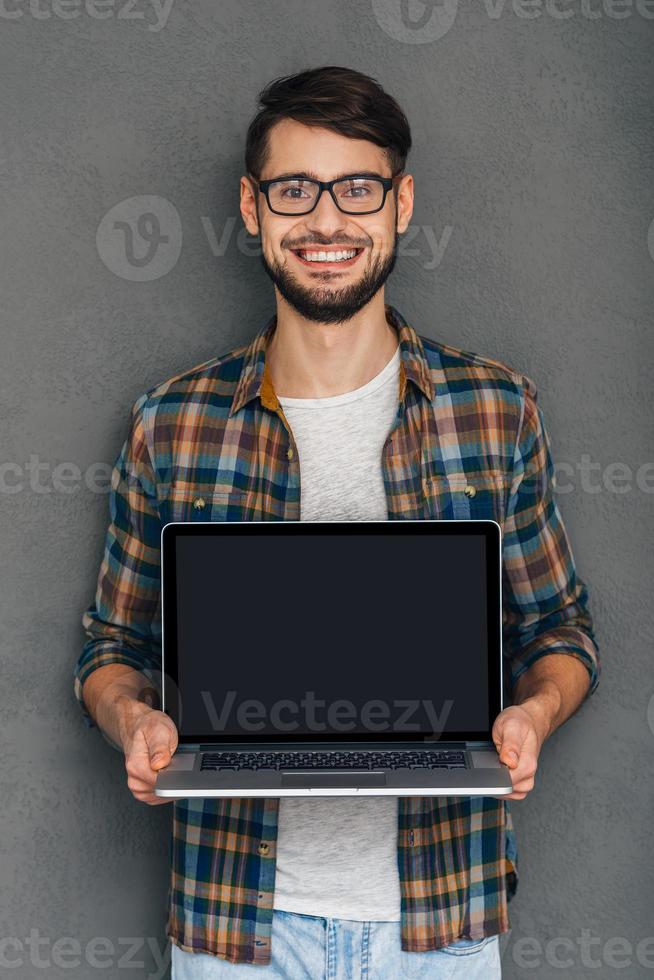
(255, 173), (401, 216)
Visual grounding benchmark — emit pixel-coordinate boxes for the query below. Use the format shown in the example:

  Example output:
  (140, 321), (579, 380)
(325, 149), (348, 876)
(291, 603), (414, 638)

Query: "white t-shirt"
(272, 342), (403, 921)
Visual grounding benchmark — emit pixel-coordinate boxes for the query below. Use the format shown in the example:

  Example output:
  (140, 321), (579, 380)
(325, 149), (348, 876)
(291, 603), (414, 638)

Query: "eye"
(340, 180), (374, 199)
(277, 180), (313, 200)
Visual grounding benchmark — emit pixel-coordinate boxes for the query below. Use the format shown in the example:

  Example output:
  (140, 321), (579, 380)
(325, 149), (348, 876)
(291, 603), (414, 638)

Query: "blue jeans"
(171, 909), (502, 978)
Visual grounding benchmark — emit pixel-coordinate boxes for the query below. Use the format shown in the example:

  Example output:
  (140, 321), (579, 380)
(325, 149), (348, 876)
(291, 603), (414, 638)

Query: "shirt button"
(193, 497), (206, 510)
(286, 447), (294, 460)
(258, 842), (270, 855)
(463, 484), (476, 498)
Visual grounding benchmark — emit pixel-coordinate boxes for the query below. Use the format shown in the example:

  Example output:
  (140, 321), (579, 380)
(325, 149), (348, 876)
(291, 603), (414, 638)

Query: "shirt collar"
(228, 303), (435, 419)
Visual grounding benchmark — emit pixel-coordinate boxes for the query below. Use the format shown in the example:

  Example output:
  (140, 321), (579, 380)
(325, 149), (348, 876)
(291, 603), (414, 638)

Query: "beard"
(259, 230), (400, 326)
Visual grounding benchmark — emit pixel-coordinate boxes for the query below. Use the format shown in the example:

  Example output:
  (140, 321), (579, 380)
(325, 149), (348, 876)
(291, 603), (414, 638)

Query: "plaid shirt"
(73, 303), (600, 965)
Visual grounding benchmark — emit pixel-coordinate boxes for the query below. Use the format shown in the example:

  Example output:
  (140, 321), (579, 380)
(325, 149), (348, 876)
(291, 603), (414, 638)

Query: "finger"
(494, 769), (536, 801)
(510, 760), (538, 784)
(127, 772), (154, 792)
(505, 747), (538, 783)
(493, 787), (530, 800)
(127, 770), (186, 802)
(494, 719), (528, 769)
(131, 790), (184, 806)
(510, 775), (536, 793)
(490, 757), (538, 802)
(127, 725), (151, 758)
(143, 719), (178, 770)
(125, 729), (161, 782)
(127, 770), (157, 797)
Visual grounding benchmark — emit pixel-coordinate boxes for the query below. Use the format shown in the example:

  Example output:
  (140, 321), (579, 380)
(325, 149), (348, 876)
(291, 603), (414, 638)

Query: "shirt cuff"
(72, 645), (162, 729)
(506, 629), (600, 700)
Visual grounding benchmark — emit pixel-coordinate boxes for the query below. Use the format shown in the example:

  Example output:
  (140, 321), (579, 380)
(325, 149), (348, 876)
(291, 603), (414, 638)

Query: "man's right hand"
(117, 696), (184, 805)
(80, 665), (186, 805)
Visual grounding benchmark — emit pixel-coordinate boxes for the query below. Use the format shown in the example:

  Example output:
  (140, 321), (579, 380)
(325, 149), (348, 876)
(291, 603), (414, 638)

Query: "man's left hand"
(491, 700), (551, 801)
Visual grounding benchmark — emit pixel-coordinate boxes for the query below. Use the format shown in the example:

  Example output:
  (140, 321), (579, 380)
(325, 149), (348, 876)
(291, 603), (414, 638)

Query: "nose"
(303, 187), (349, 239)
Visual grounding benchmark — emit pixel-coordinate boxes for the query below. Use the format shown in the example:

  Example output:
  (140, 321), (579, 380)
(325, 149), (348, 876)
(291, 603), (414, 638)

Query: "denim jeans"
(171, 908), (502, 979)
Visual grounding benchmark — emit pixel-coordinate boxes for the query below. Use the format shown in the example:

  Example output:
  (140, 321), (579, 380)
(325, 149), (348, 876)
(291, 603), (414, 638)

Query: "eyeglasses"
(255, 173), (401, 216)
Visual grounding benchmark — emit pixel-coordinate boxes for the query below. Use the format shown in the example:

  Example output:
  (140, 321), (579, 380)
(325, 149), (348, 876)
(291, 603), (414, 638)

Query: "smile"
(291, 247), (365, 268)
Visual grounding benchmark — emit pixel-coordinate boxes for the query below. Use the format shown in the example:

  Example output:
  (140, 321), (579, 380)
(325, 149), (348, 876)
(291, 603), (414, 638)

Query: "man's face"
(240, 119), (413, 325)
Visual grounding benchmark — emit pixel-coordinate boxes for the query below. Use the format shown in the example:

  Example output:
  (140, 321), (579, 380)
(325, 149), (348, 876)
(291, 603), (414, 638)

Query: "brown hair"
(245, 65), (412, 181)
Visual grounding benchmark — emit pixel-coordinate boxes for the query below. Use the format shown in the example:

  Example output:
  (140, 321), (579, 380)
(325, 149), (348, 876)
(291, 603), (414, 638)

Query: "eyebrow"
(264, 170), (389, 182)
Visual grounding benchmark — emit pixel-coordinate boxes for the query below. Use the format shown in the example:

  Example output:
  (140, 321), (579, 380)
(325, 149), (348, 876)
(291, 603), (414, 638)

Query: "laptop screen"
(162, 522), (501, 743)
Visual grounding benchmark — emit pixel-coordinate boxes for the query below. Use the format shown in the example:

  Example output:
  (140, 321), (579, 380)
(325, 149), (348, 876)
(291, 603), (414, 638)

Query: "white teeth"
(298, 248), (359, 262)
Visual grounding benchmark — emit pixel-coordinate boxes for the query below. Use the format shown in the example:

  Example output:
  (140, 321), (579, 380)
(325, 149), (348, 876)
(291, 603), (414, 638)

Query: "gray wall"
(1, 1), (653, 977)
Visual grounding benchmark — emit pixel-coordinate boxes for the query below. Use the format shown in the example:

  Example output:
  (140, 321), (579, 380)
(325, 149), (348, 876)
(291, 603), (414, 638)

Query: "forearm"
(81, 664), (159, 751)
(511, 652), (592, 745)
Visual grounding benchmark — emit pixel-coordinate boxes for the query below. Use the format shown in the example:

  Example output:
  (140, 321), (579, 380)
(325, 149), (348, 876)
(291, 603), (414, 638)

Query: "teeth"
(298, 248), (359, 262)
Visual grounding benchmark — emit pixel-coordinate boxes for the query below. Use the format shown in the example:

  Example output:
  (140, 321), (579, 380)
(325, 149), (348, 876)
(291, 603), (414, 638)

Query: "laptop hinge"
(193, 740), (471, 752)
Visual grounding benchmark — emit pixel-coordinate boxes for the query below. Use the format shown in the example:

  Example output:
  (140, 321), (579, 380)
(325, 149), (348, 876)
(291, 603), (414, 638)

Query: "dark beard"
(259, 232), (400, 325)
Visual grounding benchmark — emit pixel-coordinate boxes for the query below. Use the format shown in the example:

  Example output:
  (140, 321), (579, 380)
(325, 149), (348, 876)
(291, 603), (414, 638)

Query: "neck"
(265, 292), (399, 399)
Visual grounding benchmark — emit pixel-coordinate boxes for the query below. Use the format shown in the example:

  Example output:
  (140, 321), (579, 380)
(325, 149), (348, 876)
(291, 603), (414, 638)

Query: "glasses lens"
(333, 178), (385, 213)
(268, 179), (319, 214)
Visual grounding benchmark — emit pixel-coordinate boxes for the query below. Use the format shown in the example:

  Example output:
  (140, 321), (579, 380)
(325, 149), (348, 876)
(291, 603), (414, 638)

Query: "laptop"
(155, 519), (513, 797)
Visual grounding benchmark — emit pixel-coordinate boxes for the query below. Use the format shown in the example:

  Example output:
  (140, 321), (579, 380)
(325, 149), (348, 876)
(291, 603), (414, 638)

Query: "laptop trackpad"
(282, 772), (387, 789)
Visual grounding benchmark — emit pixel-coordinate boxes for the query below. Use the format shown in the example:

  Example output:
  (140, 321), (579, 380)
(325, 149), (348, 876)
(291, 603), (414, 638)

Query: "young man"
(74, 66), (600, 979)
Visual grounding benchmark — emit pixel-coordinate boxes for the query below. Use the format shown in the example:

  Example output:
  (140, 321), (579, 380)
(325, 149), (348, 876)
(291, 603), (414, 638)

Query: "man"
(74, 66), (600, 979)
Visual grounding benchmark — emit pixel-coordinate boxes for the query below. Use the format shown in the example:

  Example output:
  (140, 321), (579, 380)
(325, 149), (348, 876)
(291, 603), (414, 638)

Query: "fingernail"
(151, 753), (163, 765)
(507, 751), (518, 763)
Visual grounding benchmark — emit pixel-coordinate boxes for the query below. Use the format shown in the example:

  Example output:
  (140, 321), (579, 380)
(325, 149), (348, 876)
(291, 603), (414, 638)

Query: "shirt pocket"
(159, 484), (248, 524)
(422, 473), (510, 524)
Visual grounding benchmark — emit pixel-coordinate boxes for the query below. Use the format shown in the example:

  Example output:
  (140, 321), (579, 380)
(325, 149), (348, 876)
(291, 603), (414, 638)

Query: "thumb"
(495, 720), (523, 768)
(146, 729), (177, 771)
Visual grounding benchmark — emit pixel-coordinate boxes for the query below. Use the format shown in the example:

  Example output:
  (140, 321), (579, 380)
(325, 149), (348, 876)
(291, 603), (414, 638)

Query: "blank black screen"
(171, 531), (491, 739)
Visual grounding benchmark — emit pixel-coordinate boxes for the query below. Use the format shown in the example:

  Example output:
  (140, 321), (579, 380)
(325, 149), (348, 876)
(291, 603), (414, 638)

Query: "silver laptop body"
(155, 519), (513, 798)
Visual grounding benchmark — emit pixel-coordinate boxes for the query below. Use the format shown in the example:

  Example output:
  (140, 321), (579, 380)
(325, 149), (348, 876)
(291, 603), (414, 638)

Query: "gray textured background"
(1, 1), (653, 977)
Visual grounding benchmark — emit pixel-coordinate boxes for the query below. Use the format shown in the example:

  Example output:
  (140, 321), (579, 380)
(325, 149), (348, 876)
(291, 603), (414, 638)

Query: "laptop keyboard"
(200, 749), (467, 771)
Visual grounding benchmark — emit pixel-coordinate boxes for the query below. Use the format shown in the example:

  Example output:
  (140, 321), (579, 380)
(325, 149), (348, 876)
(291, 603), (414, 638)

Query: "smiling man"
(74, 66), (600, 979)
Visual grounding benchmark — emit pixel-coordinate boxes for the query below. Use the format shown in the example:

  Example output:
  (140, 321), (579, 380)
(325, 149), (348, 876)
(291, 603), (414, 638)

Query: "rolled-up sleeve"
(502, 377), (600, 699)
(73, 393), (163, 728)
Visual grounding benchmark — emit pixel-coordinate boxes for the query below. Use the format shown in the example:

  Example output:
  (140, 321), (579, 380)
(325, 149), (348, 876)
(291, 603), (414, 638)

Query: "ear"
(395, 173), (414, 235)
(240, 175), (261, 236)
